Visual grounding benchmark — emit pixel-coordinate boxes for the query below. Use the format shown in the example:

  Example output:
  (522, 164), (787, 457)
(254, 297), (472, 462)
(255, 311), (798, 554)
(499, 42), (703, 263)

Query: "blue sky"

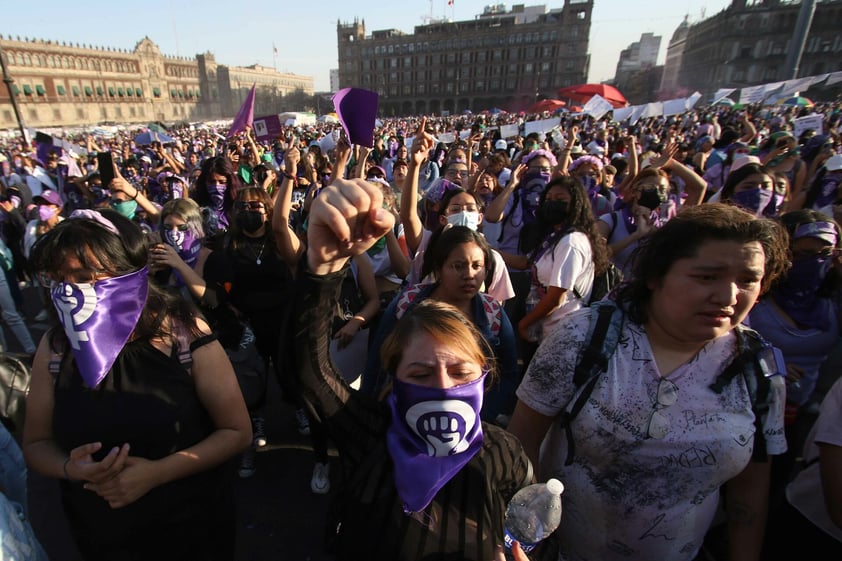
(2, 0), (731, 91)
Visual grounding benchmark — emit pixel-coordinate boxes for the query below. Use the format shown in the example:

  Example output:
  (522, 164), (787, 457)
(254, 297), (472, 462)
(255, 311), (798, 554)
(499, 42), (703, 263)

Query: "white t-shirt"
(532, 231), (593, 337)
(786, 376), (842, 542)
(517, 310), (787, 561)
(407, 228), (515, 302)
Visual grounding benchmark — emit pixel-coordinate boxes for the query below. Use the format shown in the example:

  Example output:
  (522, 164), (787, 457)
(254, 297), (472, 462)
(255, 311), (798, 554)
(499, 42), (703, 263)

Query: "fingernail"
(373, 208), (387, 222)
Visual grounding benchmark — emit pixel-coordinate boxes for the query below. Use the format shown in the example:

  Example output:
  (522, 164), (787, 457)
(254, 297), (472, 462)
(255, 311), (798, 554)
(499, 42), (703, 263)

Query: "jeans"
(0, 267), (35, 354)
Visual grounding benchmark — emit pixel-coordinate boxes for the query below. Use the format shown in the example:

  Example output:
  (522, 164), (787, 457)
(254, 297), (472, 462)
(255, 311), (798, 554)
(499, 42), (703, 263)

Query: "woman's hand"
(493, 541), (530, 561)
(333, 318), (364, 349)
(84, 456), (160, 509)
(508, 163), (527, 189)
(410, 117), (436, 167)
(306, 177), (395, 275)
(148, 243), (185, 270)
(65, 442), (131, 484)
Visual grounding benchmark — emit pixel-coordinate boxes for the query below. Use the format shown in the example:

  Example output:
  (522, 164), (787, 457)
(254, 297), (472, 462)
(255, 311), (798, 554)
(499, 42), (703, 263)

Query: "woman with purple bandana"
(719, 162), (777, 217)
(21, 209), (251, 561)
(191, 156), (241, 245)
(148, 198), (210, 297)
(290, 177), (535, 560)
(747, 210), (842, 501)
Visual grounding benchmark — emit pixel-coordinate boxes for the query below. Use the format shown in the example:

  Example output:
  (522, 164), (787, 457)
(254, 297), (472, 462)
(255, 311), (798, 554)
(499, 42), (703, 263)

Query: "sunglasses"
(644, 378), (679, 440)
(234, 201), (266, 211)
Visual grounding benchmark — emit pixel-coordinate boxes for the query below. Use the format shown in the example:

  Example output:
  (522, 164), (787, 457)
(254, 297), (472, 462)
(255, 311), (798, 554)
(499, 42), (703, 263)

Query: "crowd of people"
(1, 96), (841, 560)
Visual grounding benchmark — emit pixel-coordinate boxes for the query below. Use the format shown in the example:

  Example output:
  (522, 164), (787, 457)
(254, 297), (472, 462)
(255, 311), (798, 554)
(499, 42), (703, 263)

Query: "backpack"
(0, 354), (32, 437)
(557, 300), (775, 466)
(574, 261), (623, 306)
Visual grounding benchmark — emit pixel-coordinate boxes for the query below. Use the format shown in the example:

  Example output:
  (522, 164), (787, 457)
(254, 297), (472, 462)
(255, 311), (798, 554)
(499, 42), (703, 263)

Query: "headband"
(68, 209), (120, 236)
(793, 221), (838, 246)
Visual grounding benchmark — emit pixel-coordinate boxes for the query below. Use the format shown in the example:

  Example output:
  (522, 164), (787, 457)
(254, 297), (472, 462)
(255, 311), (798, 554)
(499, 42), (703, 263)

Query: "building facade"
(0, 36), (314, 129)
(658, 17), (690, 99)
(677, 0), (842, 96)
(336, 0), (594, 116)
(613, 32), (661, 87)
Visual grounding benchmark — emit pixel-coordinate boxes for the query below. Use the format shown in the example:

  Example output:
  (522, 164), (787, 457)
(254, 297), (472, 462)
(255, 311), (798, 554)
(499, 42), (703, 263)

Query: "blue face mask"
(110, 199), (137, 219)
(446, 211), (480, 231)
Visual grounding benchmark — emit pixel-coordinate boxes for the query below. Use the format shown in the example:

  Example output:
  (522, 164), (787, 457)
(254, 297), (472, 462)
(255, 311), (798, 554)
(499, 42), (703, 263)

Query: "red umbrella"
(557, 84), (628, 108)
(527, 99), (566, 114)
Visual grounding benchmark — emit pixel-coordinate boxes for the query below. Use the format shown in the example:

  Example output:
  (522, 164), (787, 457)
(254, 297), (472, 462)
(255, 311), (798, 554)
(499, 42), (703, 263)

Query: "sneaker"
(310, 462), (330, 494)
(33, 309), (49, 322)
(252, 416), (267, 448)
(295, 409), (310, 436)
(238, 448), (256, 479)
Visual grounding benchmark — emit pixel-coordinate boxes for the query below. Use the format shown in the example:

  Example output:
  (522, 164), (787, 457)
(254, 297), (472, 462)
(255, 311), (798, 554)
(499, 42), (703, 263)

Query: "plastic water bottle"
(504, 478), (564, 554)
(524, 285), (543, 342)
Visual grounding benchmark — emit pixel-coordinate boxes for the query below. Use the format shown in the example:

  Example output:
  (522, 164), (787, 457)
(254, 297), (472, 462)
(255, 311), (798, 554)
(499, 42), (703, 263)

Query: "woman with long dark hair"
(516, 176), (609, 342)
(23, 209), (250, 561)
(191, 156), (241, 241)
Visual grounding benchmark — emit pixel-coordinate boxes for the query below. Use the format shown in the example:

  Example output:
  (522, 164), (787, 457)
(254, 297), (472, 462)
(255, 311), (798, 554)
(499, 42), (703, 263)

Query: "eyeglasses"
(163, 223), (191, 232)
(528, 166), (552, 173)
(445, 169), (470, 178)
(792, 247), (839, 260)
(234, 201), (266, 211)
(446, 204), (479, 214)
(644, 378), (679, 440)
(444, 261), (485, 275)
(367, 172), (384, 178)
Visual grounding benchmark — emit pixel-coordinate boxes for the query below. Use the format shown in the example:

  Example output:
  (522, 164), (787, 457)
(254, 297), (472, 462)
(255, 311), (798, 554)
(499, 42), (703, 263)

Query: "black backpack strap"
(560, 302), (624, 466)
(708, 326), (772, 461)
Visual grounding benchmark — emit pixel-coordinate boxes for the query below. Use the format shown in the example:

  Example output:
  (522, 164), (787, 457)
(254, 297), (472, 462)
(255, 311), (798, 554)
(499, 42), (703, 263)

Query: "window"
(85, 86), (94, 96)
(35, 85), (46, 96)
(3, 110), (12, 122)
(53, 109), (61, 119)
(135, 88), (142, 97)
(22, 85), (33, 95)
(12, 85), (20, 95)
(76, 108), (85, 119)
(170, 88), (177, 97)
(72, 86), (80, 96)
(56, 85), (66, 95)
(117, 87), (125, 96)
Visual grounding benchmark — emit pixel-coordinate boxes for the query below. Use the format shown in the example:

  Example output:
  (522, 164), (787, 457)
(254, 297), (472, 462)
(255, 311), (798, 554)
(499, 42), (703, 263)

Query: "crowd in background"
(1, 96), (842, 560)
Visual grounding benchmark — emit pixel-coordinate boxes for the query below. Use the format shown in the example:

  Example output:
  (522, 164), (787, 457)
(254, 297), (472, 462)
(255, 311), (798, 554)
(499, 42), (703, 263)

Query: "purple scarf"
(51, 267), (149, 389)
(386, 375), (485, 513)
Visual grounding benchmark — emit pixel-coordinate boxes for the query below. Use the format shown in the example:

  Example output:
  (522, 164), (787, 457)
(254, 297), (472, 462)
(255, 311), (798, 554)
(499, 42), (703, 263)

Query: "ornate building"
(336, 0), (594, 116)
(0, 36), (314, 129)
(676, 0), (842, 96)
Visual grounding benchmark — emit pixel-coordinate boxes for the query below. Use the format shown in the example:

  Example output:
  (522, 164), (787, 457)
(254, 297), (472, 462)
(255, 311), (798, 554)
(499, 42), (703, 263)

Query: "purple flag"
(50, 267), (149, 389)
(332, 88), (378, 148)
(228, 84), (256, 138)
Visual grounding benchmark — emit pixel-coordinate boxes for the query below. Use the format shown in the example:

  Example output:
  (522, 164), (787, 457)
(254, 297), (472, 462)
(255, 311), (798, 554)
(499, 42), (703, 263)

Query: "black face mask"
(237, 210), (264, 233)
(541, 200), (569, 224)
(637, 189), (663, 211)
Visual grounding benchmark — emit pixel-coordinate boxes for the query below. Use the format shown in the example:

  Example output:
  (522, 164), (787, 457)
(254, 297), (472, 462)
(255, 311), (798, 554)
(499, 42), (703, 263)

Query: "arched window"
(23, 53), (31, 66)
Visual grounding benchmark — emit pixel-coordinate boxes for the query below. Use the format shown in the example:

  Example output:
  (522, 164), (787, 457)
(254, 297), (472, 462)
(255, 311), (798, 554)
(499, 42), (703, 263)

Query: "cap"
(825, 154), (842, 172)
(367, 165), (387, 178)
(494, 139), (508, 150)
(33, 189), (62, 206)
(730, 154), (761, 173)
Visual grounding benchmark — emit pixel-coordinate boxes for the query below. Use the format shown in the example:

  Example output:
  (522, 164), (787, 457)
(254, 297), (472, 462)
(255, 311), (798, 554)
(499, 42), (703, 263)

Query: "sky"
(3, 0), (733, 92)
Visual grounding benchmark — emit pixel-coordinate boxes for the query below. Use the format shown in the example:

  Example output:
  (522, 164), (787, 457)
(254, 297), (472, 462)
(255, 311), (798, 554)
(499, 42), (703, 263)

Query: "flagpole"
(273, 43), (278, 72)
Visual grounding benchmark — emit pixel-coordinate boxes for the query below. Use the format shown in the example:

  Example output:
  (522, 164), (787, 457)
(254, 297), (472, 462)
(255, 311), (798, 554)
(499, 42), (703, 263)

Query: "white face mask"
(446, 211), (480, 231)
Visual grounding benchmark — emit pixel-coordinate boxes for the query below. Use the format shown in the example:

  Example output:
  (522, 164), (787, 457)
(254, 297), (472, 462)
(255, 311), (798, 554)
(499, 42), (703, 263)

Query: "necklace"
(244, 237), (267, 265)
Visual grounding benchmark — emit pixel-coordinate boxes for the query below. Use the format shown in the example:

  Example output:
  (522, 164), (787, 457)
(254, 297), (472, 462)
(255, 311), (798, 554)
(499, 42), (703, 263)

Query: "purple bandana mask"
(730, 188), (774, 217)
(50, 267), (149, 389)
(386, 374), (485, 513)
(163, 228), (202, 267)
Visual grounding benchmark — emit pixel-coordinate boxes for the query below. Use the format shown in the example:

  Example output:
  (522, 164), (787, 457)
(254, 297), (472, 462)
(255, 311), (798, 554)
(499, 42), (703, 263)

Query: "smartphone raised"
(97, 151), (115, 188)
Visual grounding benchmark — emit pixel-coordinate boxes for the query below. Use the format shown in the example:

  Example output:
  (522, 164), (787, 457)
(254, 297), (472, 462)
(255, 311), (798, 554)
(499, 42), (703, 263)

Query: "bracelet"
(130, 189), (139, 201)
(63, 457), (74, 481)
(352, 315), (367, 325)
(282, 173), (296, 181)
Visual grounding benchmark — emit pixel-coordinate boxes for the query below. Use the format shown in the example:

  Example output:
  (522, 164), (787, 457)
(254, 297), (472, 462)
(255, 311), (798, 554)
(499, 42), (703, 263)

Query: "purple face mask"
(386, 374), (485, 513)
(730, 188), (774, 217)
(38, 205), (57, 222)
(206, 182), (227, 209)
(163, 227), (202, 267)
(763, 191), (786, 217)
(50, 267), (149, 389)
(773, 254), (833, 331)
